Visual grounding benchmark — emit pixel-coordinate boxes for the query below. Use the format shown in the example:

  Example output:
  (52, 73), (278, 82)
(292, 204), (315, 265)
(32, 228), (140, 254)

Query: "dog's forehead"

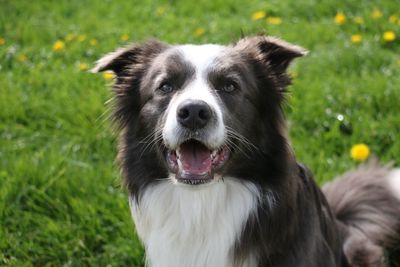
(176, 44), (226, 74)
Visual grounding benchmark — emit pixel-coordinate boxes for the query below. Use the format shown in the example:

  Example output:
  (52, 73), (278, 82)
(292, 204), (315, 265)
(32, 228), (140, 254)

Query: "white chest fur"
(129, 178), (260, 267)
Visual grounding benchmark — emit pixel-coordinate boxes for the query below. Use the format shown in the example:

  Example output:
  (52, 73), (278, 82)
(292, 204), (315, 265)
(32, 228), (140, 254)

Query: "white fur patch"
(178, 44), (225, 75)
(162, 45), (226, 149)
(130, 178), (260, 267)
(388, 168), (400, 200)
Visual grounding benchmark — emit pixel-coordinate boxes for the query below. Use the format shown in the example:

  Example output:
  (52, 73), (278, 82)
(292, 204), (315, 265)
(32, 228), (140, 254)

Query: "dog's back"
(323, 161), (400, 266)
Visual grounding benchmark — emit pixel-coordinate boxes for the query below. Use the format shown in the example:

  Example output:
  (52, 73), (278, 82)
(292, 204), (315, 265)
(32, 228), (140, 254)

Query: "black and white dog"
(93, 36), (400, 267)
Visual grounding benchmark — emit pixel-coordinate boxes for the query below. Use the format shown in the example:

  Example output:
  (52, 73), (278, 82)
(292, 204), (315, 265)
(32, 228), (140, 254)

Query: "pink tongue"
(179, 141), (212, 175)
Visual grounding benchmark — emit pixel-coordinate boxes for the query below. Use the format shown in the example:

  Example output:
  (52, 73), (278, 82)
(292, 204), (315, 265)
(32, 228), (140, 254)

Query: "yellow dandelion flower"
(65, 33), (76, 41)
(79, 63), (89, 71)
(350, 144), (370, 161)
(266, 16), (282, 25)
(156, 5), (167, 16)
(371, 9), (383, 19)
(251, 11), (266, 21)
(335, 12), (346, 25)
(289, 70), (298, 78)
(53, 40), (65, 52)
(194, 27), (205, 37)
(389, 15), (398, 24)
(0, 37), (5, 45)
(383, 31), (396, 42)
(353, 16), (364, 24)
(351, 34), (362, 44)
(90, 38), (98, 46)
(120, 33), (129, 41)
(78, 34), (86, 42)
(103, 71), (115, 81)
(17, 54), (27, 62)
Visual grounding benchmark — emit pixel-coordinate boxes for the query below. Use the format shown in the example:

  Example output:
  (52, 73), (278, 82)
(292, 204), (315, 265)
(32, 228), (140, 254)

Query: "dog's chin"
(166, 139), (230, 186)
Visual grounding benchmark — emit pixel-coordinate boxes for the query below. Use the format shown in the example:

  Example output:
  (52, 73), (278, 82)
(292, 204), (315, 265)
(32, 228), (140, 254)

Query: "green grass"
(1, 0), (399, 265)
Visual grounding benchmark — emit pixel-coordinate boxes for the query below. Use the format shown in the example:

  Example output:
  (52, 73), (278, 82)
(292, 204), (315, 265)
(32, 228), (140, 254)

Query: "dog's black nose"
(177, 100), (212, 130)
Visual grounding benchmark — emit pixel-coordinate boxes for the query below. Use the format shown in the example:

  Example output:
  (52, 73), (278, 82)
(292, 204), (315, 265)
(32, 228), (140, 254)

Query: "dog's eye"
(221, 82), (237, 93)
(159, 82), (174, 93)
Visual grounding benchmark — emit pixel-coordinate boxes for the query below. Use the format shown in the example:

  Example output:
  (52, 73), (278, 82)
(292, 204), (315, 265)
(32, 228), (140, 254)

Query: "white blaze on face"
(162, 44), (226, 149)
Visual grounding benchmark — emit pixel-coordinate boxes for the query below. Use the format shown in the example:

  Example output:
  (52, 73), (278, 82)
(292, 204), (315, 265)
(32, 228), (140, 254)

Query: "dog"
(92, 35), (400, 267)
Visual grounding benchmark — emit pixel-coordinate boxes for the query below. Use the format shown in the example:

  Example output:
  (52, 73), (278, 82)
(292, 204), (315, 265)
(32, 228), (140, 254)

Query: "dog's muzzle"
(164, 100), (230, 185)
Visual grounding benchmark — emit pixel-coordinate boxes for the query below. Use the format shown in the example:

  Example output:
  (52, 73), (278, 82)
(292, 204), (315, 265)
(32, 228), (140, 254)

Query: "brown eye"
(159, 82), (174, 93)
(221, 82), (237, 93)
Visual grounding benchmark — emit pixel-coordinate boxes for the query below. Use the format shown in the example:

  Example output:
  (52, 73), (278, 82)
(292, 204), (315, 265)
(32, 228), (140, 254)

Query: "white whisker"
(138, 127), (163, 159)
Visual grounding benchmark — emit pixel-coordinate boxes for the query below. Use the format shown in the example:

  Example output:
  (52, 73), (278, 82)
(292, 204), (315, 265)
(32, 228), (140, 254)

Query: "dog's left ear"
(235, 36), (308, 73)
(91, 40), (168, 75)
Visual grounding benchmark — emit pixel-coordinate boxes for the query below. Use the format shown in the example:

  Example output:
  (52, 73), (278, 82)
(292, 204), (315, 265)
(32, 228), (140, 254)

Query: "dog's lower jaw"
(129, 178), (261, 267)
(170, 173), (220, 187)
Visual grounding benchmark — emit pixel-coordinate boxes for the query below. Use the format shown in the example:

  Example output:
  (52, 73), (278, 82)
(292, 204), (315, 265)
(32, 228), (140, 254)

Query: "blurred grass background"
(1, 0), (399, 266)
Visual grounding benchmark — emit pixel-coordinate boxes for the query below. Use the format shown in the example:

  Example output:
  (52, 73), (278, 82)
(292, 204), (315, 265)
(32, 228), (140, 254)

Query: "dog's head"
(93, 36), (306, 190)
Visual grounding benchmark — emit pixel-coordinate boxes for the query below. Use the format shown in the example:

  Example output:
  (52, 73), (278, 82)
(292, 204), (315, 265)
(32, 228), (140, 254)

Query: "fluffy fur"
(323, 161), (400, 266)
(93, 35), (400, 267)
(129, 178), (260, 267)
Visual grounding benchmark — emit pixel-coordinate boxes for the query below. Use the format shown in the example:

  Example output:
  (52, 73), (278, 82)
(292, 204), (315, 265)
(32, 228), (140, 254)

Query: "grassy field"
(1, 0), (399, 266)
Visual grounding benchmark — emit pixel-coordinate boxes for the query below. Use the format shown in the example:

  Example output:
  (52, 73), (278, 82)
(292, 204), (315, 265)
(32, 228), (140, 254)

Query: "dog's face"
(93, 36), (306, 189)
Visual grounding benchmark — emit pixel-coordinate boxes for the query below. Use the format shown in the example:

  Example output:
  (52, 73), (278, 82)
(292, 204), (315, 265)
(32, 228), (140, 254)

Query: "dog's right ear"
(91, 40), (168, 75)
(91, 46), (134, 74)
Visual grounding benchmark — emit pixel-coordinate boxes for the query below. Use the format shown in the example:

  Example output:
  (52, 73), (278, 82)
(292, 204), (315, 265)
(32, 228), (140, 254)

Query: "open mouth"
(167, 139), (230, 185)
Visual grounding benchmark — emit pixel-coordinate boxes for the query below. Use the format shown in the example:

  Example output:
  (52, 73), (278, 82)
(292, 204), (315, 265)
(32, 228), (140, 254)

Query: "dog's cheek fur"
(220, 40), (301, 187)
(96, 41), (171, 196)
(119, 97), (171, 198)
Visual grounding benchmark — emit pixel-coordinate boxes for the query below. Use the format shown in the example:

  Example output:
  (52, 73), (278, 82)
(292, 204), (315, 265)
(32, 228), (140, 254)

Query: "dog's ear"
(91, 40), (168, 75)
(91, 46), (134, 74)
(234, 36), (307, 73)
